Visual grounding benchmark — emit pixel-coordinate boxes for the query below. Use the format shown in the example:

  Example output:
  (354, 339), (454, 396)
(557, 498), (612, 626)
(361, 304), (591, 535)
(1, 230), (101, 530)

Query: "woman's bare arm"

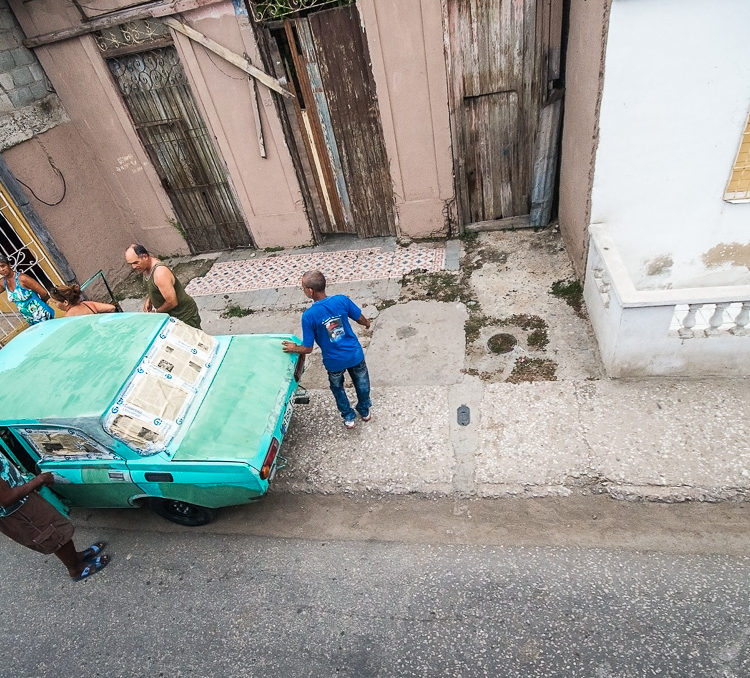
(18, 274), (50, 302)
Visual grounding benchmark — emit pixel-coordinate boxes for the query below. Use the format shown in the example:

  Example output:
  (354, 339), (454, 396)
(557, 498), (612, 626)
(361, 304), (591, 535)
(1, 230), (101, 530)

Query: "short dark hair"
(132, 243), (149, 257)
(302, 270), (326, 292)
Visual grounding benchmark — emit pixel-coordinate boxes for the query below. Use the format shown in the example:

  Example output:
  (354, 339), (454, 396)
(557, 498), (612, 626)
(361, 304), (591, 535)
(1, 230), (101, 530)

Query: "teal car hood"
(0, 314), (164, 421)
(173, 334), (297, 466)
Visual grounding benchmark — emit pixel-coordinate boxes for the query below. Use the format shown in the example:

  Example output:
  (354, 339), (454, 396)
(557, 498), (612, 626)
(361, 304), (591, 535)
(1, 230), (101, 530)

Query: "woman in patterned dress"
(0, 256), (55, 325)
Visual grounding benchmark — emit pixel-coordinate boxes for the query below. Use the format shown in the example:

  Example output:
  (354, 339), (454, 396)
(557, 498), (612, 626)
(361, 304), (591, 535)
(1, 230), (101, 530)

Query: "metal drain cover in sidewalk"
(457, 404), (470, 426)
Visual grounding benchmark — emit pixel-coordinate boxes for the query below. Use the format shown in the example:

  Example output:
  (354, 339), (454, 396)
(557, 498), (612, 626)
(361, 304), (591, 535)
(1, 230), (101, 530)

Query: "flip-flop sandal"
(73, 554), (110, 582)
(81, 542), (106, 562)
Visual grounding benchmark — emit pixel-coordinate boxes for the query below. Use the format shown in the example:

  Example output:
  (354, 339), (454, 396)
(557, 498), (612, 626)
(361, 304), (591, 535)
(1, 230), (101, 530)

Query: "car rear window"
(103, 318), (220, 455)
(18, 428), (117, 461)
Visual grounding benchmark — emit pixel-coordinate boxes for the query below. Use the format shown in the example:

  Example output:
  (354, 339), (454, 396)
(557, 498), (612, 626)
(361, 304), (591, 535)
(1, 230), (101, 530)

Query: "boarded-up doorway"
(444, 0), (565, 229)
(107, 46), (252, 253)
(257, 4), (396, 239)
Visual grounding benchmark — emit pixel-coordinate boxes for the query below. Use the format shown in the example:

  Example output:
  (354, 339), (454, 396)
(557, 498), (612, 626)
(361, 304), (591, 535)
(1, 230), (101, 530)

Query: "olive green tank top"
(146, 263), (201, 329)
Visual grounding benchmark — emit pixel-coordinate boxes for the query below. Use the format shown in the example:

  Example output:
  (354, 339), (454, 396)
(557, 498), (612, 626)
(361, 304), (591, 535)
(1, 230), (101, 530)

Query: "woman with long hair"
(49, 283), (115, 316)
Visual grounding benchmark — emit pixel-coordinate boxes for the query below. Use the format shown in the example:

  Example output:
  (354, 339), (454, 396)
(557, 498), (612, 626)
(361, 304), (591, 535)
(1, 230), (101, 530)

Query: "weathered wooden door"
(108, 47), (252, 253)
(445, 0), (563, 228)
(260, 5), (396, 238)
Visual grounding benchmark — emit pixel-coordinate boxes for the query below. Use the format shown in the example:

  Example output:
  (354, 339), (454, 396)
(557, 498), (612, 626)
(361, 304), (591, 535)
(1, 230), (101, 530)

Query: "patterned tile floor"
(186, 244), (446, 296)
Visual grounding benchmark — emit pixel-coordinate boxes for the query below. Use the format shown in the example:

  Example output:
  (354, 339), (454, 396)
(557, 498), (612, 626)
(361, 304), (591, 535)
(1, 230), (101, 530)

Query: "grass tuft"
(221, 304), (254, 319)
(550, 279), (585, 316)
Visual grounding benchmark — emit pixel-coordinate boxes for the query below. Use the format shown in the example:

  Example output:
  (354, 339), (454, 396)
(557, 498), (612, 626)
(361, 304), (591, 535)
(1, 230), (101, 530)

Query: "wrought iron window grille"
(248, 0), (354, 22)
(95, 19), (171, 55)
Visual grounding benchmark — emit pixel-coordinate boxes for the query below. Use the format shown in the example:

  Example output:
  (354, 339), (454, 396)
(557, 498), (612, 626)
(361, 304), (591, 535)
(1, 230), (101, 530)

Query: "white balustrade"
(674, 301), (750, 338)
(730, 301), (750, 336)
(677, 304), (701, 339)
(585, 224), (750, 376)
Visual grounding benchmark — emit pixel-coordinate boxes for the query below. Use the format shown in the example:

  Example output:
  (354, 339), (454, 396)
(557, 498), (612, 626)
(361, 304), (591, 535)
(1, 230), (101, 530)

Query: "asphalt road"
(1, 495), (749, 678)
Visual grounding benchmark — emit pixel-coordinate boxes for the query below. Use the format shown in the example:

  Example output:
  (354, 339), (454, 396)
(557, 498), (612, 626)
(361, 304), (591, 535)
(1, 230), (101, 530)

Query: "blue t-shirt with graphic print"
(301, 294), (364, 372)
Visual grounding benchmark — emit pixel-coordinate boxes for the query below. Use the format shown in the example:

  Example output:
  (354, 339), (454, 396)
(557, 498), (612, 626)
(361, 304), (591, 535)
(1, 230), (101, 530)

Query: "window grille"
(0, 182), (64, 346)
(248, 0), (353, 22)
(95, 19), (171, 56)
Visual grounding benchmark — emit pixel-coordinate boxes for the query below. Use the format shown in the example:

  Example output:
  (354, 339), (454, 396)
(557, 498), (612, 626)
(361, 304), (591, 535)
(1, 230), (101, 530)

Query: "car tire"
(148, 498), (215, 526)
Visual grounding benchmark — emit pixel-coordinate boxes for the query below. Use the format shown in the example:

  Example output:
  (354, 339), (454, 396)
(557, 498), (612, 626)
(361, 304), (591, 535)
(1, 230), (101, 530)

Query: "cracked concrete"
(119, 230), (750, 503)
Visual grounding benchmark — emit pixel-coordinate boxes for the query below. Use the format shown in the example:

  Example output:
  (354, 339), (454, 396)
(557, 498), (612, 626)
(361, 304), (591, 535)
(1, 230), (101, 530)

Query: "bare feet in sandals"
(72, 554), (110, 581)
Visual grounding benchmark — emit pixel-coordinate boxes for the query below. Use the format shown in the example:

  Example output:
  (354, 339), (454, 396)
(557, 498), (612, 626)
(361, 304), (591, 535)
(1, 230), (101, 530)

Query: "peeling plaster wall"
(557, 0), (610, 279)
(2, 125), (155, 283)
(8, 0), (188, 281)
(173, 4), (312, 248)
(0, 0), (70, 150)
(7, 0), (313, 286)
(590, 0), (750, 290)
(358, 0), (454, 239)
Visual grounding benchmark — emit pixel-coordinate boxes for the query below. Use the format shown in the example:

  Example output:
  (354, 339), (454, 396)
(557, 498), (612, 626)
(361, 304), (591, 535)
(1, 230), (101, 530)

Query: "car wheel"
(148, 498), (215, 526)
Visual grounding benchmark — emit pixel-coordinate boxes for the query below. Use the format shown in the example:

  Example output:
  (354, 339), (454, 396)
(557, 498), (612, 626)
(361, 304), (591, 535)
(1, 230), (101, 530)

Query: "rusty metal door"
(108, 47), (252, 253)
(445, 0), (563, 228)
(261, 5), (396, 238)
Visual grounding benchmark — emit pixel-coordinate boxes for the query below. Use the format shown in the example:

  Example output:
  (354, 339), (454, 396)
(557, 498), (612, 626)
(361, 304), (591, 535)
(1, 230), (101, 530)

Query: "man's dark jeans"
(327, 359), (371, 422)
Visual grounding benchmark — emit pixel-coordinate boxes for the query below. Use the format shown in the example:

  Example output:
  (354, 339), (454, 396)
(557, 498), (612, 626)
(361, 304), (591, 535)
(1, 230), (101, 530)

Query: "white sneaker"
(344, 419), (356, 429)
(361, 411), (372, 422)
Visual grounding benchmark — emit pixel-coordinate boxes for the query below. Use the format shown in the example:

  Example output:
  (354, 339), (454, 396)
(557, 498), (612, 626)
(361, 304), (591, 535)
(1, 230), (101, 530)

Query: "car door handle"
(144, 472), (173, 482)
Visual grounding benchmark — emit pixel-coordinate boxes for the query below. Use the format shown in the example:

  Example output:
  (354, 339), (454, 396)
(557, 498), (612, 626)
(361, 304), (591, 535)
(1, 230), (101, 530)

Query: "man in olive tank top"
(124, 244), (202, 329)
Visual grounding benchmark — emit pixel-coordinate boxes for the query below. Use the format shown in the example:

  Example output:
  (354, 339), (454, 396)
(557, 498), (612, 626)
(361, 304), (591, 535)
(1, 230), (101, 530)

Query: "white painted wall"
(590, 0), (750, 291)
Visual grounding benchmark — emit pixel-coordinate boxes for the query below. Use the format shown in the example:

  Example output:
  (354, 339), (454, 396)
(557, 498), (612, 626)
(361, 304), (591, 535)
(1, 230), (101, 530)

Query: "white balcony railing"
(585, 224), (750, 376)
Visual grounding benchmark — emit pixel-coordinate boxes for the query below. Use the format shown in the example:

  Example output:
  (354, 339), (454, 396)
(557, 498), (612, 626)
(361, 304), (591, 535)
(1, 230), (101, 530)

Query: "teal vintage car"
(0, 313), (305, 525)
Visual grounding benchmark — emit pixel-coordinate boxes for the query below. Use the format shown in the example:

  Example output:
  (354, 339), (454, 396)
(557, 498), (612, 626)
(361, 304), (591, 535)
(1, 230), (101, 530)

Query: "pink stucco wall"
(8, 0), (312, 286)
(8, 0), (456, 283)
(558, 0), (611, 278)
(174, 4), (312, 248)
(359, 0), (454, 238)
(2, 121), (172, 283)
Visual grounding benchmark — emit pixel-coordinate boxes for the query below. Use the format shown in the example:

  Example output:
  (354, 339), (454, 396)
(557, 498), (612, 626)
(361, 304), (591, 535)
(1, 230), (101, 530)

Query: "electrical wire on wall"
(15, 140), (67, 207)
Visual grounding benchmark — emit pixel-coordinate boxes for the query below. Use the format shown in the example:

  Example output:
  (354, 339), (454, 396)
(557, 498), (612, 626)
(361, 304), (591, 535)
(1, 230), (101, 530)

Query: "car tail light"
(294, 353), (306, 382)
(260, 437), (279, 480)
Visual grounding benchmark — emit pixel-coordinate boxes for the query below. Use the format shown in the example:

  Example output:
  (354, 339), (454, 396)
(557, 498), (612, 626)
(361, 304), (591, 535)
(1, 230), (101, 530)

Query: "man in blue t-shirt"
(282, 270), (372, 429)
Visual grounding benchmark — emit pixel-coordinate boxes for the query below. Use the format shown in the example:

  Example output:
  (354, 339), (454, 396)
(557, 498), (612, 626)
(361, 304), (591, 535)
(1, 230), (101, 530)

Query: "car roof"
(0, 313), (165, 422)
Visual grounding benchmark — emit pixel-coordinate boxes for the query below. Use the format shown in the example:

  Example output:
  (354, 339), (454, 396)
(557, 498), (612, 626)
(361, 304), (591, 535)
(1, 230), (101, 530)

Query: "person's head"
(0, 256), (13, 278)
(301, 270), (326, 298)
(49, 283), (83, 309)
(125, 243), (151, 273)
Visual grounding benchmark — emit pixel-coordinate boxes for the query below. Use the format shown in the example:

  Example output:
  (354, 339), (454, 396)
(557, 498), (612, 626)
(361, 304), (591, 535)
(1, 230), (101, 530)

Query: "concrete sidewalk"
(121, 230), (750, 502)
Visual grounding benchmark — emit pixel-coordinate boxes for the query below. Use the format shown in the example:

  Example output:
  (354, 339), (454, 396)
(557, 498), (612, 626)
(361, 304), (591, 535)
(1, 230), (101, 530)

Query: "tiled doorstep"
(186, 244), (446, 296)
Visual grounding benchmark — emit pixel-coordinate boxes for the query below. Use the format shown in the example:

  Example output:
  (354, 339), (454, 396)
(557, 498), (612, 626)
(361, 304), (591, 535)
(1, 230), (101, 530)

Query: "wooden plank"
(548, 0), (563, 82)
(443, 0), (471, 228)
(464, 90), (518, 221)
(161, 17), (294, 99)
(281, 20), (342, 234)
(23, 0), (219, 48)
(519, 0), (540, 214)
(307, 5), (396, 238)
(530, 97), (563, 228)
(294, 17), (354, 231)
(465, 215), (531, 231)
(249, 77), (266, 158)
(261, 27), (327, 240)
